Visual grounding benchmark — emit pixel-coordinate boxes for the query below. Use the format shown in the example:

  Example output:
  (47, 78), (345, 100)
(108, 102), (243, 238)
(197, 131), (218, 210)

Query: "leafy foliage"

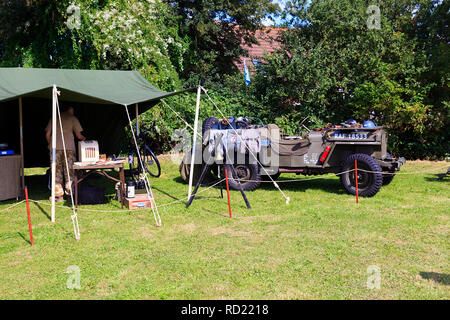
(0, 0), (187, 90)
(137, 73), (265, 153)
(255, 0), (449, 158)
(164, 0), (279, 86)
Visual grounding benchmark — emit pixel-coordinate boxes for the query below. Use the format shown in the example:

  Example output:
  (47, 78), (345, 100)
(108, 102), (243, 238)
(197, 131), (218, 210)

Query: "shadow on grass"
(152, 185), (182, 201)
(21, 171), (128, 214)
(173, 173), (345, 195)
(23, 169), (345, 208)
(173, 176), (185, 184)
(23, 174), (49, 201)
(17, 232), (31, 245)
(201, 205), (241, 218)
(172, 176), (217, 187)
(33, 202), (51, 221)
(420, 272), (450, 285)
(424, 170), (449, 182)
(259, 176), (344, 195)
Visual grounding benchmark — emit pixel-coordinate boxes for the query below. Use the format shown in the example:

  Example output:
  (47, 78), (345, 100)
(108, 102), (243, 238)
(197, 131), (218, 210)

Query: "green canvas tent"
(0, 68), (190, 168)
(0, 67), (196, 222)
(0, 67), (187, 104)
(0, 67), (203, 228)
(0, 68), (192, 212)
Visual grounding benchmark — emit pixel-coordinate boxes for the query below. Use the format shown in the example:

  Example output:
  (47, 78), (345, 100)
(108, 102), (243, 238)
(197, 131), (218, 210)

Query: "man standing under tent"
(45, 105), (86, 202)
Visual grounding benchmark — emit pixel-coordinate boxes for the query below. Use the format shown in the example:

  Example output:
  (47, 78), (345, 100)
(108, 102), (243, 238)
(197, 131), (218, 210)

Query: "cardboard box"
(124, 193), (155, 210)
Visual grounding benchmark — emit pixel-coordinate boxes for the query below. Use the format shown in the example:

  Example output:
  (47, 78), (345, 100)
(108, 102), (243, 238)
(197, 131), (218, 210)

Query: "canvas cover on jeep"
(262, 124), (310, 156)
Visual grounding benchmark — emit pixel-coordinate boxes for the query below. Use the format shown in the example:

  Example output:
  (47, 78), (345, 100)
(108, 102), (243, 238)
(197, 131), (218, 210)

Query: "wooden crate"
(124, 193), (155, 210)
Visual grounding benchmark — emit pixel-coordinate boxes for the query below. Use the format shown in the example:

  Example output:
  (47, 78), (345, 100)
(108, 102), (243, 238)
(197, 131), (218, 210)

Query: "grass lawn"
(0, 158), (448, 299)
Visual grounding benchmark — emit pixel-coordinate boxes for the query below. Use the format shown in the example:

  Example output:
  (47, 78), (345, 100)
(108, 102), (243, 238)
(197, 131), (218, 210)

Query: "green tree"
(164, 0), (279, 86)
(254, 0), (448, 158)
(0, 0), (187, 90)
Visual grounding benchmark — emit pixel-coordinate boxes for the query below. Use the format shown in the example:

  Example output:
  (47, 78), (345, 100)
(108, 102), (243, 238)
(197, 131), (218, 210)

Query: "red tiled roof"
(236, 26), (284, 73)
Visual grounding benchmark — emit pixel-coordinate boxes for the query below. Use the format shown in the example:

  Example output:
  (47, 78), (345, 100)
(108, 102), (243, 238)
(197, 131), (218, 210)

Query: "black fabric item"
(78, 184), (105, 205)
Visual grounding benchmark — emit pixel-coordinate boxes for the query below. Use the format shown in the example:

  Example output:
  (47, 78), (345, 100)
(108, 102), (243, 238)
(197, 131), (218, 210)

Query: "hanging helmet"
(363, 120), (376, 128)
(345, 119), (357, 125)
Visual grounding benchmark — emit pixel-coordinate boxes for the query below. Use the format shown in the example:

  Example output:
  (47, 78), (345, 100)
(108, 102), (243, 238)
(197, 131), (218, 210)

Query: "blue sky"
(262, 0), (289, 26)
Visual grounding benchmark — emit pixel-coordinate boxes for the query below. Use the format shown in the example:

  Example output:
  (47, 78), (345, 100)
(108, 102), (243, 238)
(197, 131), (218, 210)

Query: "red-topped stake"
(354, 160), (359, 204)
(25, 186), (34, 245)
(224, 169), (232, 218)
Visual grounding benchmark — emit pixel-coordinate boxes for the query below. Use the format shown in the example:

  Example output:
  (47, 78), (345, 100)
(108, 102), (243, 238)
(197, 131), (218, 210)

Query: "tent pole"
(188, 86), (201, 200)
(19, 97), (25, 194)
(135, 103), (139, 135)
(51, 85), (57, 223)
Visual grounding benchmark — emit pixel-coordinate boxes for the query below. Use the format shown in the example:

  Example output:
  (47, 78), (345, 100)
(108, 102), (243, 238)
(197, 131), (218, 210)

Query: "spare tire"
(224, 163), (261, 191)
(340, 153), (383, 197)
(202, 117), (219, 135)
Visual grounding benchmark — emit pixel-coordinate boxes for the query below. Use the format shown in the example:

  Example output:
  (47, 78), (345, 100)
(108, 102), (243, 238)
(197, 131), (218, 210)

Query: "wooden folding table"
(73, 162), (125, 209)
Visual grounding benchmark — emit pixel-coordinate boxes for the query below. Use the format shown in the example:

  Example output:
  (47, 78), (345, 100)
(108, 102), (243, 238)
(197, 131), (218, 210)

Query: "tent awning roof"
(0, 67), (189, 105)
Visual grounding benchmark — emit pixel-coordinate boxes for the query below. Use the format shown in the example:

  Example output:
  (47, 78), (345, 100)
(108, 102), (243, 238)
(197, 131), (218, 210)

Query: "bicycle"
(127, 130), (161, 180)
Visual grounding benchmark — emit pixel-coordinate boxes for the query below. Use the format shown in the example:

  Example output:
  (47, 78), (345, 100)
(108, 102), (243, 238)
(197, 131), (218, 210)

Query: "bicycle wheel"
(140, 145), (161, 177)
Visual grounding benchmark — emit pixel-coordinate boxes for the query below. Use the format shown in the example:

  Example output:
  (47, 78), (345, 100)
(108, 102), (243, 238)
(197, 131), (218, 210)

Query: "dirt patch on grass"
(239, 214), (282, 224)
(209, 226), (264, 244)
(210, 226), (251, 237)
(167, 222), (197, 235)
(394, 239), (410, 247)
(95, 280), (113, 297)
(134, 225), (160, 239)
(208, 282), (232, 298)
(431, 224), (449, 236)
(277, 287), (312, 299)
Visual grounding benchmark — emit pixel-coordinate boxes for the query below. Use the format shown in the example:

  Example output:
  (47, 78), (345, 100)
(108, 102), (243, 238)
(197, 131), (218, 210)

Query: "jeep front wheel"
(340, 153), (383, 197)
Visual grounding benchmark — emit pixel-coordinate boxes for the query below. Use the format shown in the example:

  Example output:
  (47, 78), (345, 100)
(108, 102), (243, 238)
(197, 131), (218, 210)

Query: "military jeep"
(180, 117), (405, 197)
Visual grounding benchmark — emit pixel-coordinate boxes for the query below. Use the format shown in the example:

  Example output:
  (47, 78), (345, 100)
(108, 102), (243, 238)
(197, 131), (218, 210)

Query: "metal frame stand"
(186, 142), (251, 210)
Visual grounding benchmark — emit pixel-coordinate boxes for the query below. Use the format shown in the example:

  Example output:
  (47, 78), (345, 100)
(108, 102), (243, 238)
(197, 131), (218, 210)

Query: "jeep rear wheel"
(340, 153), (383, 197)
(224, 163), (261, 191)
